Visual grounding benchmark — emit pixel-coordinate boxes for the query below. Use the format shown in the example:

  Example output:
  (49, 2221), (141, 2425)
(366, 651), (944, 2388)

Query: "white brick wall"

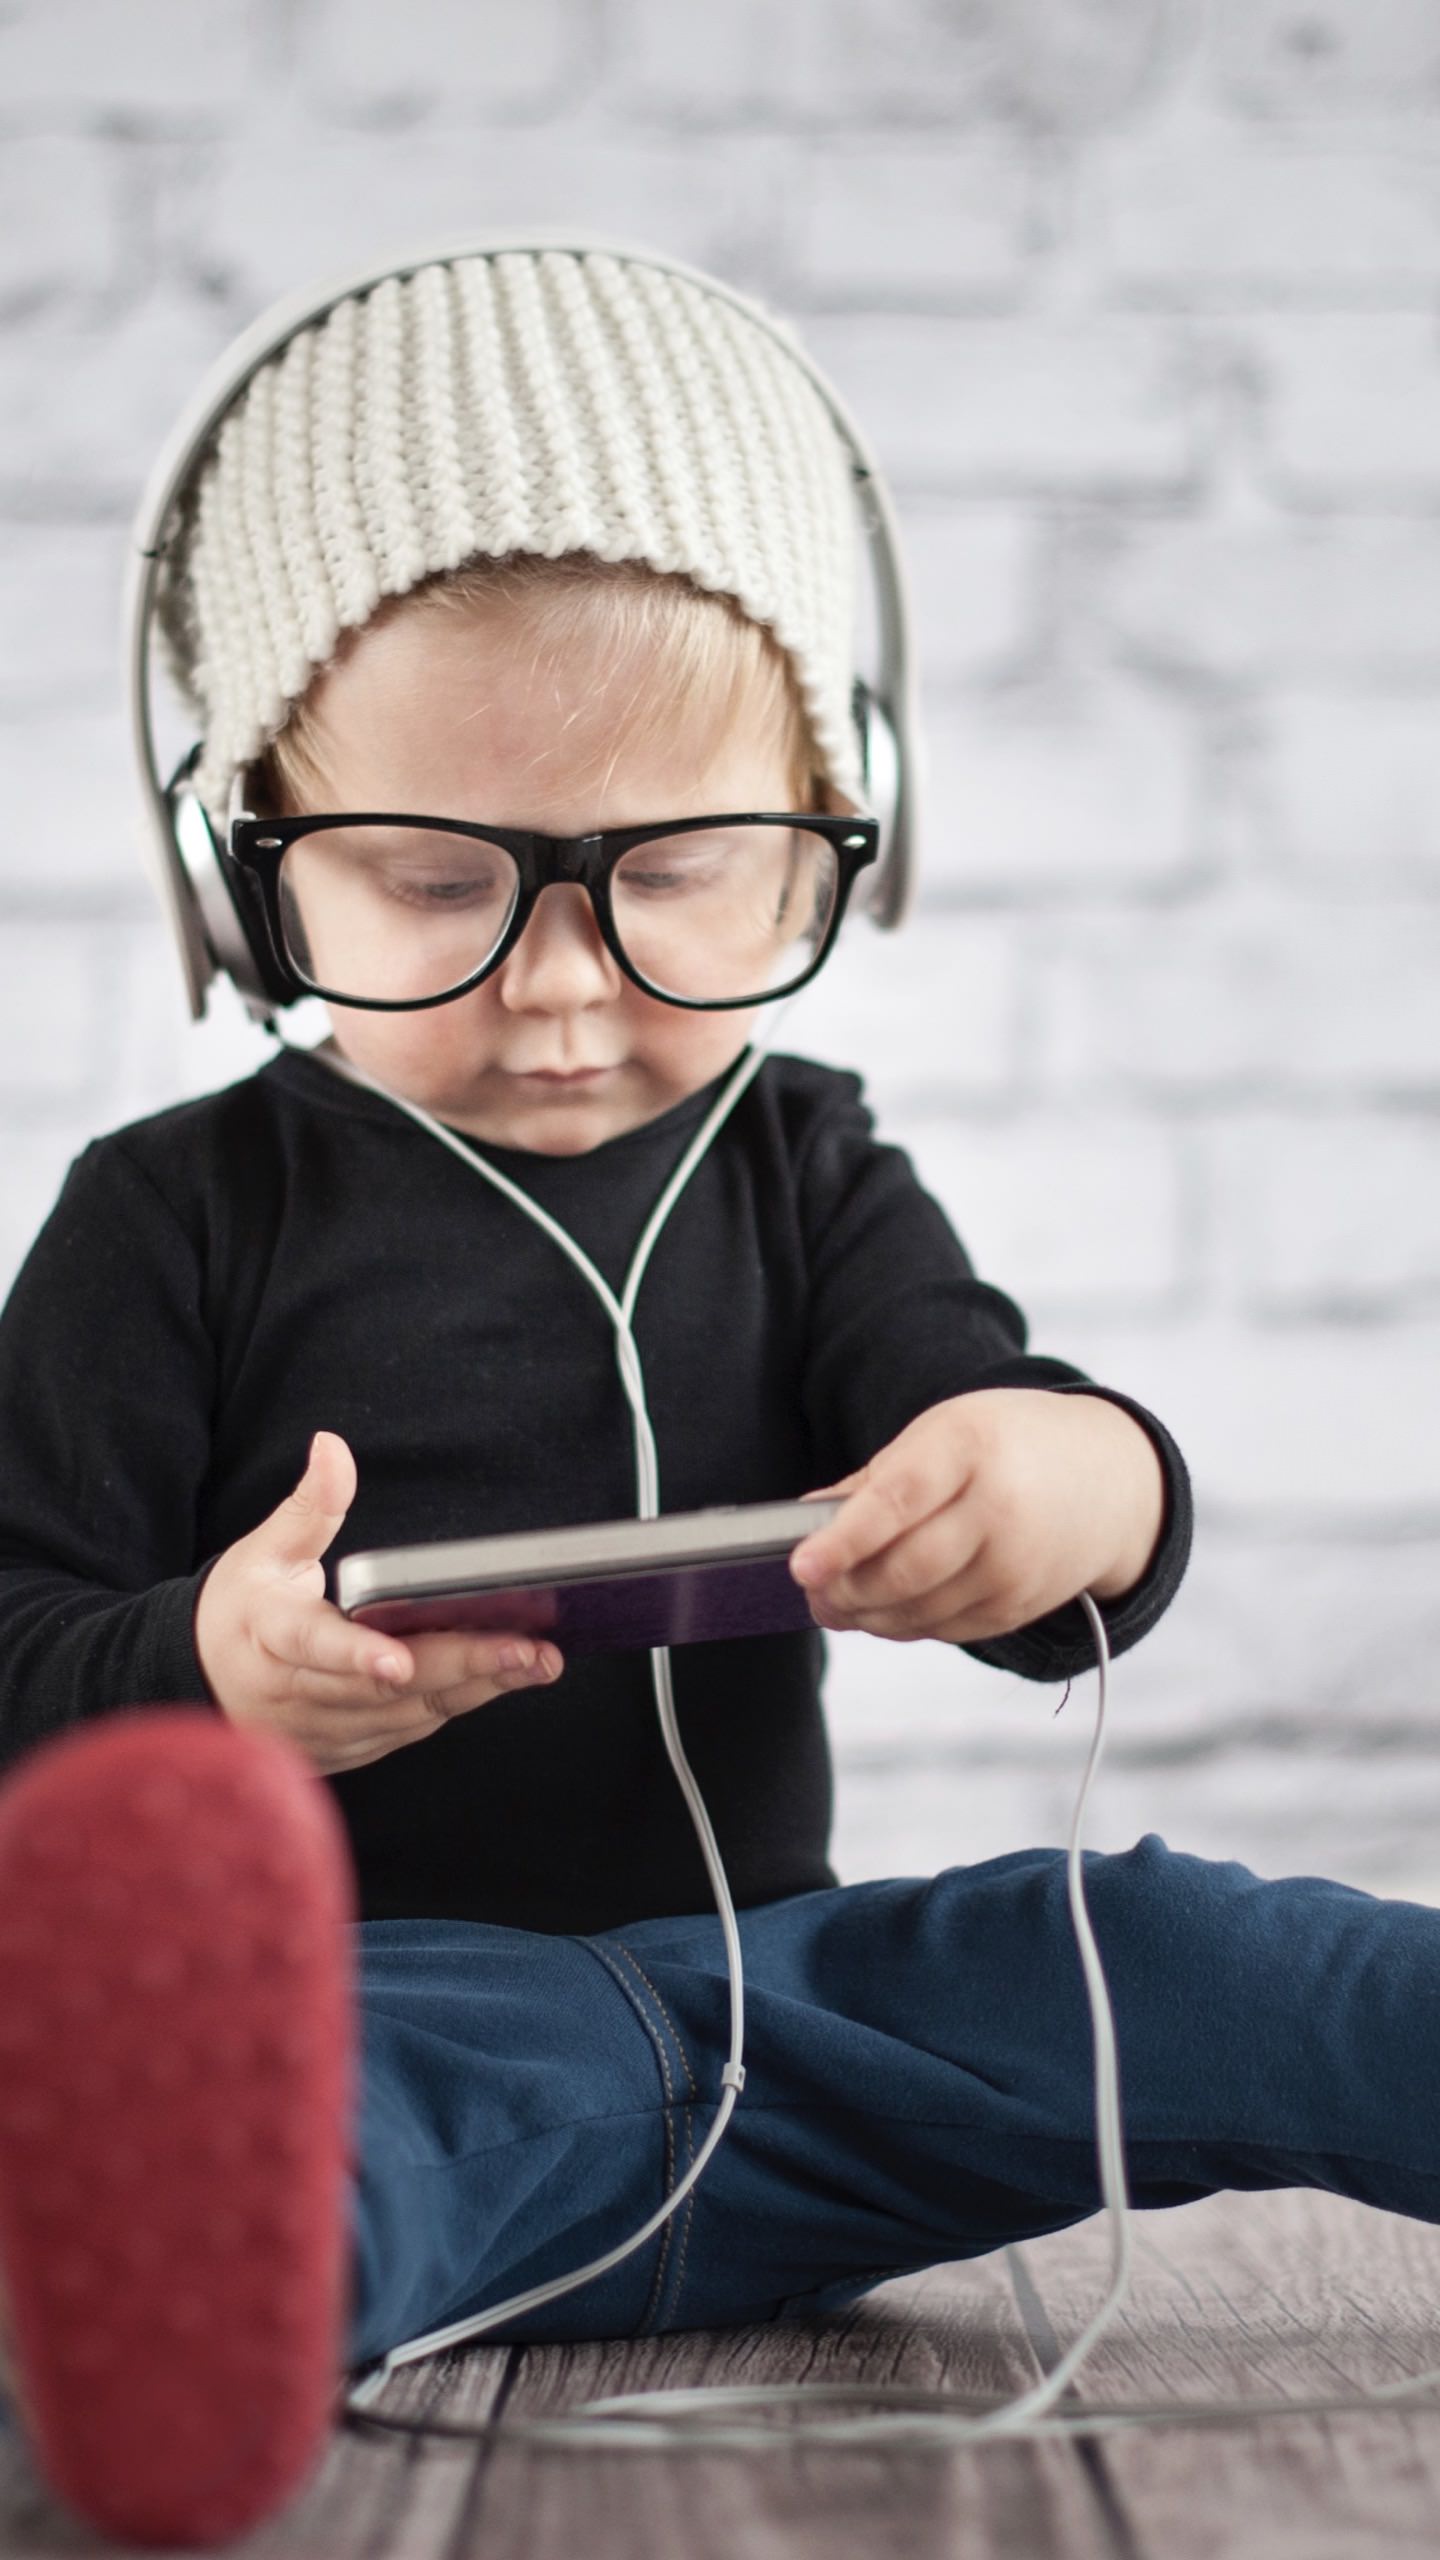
(0, 525), (123, 702)
(803, 313), (1198, 492)
(924, 669), (1200, 894)
(1039, 894), (1440, 1094)
(1208, 1111), (1440, 1312)
(1268, 693), (1440, 887)
(198, 123), (793, 309)
(3, 0), (1440, 1893)
(297, 0), (590, 121)
(1092, 107), (1440, 303)
(790, 144), (1036, 302)
(0, 1), (257, 118)
(0, 294), (239, 503)
(1103, 516), (1440, 678)
(1214, 0), (1440, 119)
(615, 0), (1003, 127)
(1242, 313), (1440, 499)
(0, 136), (124, 309)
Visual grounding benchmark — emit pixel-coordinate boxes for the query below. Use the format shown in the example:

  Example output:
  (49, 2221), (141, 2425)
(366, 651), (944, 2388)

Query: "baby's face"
(276, 595), (810, 1155)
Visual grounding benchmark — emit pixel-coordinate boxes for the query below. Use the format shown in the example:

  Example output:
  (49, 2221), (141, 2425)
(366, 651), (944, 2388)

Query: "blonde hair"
(259, 551), (828, 816)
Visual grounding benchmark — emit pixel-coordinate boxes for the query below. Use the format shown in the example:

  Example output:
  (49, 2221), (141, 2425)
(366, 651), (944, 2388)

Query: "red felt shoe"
(0, 1708), (357, 2548)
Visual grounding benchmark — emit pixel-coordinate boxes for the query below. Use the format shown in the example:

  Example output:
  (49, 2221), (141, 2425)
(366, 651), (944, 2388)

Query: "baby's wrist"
(190, 1558), (233, 1714)
(1069, 1397), (1166, 1604)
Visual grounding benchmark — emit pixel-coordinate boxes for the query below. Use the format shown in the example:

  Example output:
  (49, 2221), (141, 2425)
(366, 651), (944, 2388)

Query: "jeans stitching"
(607, 1945), (699, 2097)
(668, 2101), (698, 2326)
(580, 1940), (678, 2331)
(608, 1941), (705, 2328)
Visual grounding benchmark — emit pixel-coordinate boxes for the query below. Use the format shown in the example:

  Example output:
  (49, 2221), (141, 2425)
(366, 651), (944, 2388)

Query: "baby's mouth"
(510, 1065), (617, 1086)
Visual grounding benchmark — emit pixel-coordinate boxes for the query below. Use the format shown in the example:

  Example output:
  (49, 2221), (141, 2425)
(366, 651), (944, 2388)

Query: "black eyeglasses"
(227, 810), (879, 1012)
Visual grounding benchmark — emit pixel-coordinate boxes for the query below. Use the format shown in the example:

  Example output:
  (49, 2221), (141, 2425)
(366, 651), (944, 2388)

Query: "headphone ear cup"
(850, 677), (901, 918)
(164, 763), (290, 1015)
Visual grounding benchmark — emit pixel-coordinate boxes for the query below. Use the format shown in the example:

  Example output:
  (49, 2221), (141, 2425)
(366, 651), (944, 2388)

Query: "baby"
(192, 549), (1168, 1779)
(4, 246), (1430, 2551)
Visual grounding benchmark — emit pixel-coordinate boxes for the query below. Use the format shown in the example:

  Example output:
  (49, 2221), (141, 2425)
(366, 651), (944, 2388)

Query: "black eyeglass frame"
(226, 810), (880, 1013)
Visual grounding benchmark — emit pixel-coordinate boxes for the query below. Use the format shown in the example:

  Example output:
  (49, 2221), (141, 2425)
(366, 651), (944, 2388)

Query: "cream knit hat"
(155, 249), (865, 826)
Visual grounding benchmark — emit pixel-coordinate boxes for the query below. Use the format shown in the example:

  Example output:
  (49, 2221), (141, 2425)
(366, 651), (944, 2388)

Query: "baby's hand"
(192, 1430), (562, 1775)
(789, 1389), (1165, 1647)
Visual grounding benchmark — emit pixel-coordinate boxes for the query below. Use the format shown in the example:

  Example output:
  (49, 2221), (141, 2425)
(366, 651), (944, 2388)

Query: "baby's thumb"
(258, 1430), (357, 1569)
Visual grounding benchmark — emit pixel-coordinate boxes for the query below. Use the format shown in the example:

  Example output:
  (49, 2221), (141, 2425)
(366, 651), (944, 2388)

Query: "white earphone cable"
(297, 1024), (783, 2401)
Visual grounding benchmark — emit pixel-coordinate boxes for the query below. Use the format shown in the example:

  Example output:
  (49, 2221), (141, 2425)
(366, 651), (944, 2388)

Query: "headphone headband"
(124, 229), (921, 1018)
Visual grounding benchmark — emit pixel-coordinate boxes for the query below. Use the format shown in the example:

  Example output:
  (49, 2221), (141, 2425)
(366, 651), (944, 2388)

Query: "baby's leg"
(553, 1839), (1440, 2332)
(346, 1915), (738, 2367)
(344, 1838), (1440, 2364)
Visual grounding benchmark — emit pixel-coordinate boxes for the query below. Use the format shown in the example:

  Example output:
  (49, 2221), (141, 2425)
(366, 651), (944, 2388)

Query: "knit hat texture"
(156, 249), (864, 824)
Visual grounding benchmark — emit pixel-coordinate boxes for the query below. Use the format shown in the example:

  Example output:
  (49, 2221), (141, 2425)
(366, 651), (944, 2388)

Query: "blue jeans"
(346, 1834), (1440, 2369)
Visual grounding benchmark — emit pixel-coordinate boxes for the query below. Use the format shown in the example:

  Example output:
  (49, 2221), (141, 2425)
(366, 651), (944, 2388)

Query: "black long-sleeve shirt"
(0, 1043), (1192, 1931)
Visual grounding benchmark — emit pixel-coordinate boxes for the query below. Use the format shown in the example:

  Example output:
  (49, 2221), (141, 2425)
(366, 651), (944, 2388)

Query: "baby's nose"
(495, 884), (622, 1013)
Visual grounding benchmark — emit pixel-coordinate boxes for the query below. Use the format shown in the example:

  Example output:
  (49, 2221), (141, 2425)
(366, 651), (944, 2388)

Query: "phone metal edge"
(335, 1496), (844, 1616)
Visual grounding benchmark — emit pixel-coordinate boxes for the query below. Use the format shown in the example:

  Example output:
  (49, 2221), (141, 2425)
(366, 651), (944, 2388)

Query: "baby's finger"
(353, 1641), (562, 1739)
(261, 1592), (415, 1689)
(402, 1654), (559, 1730)
(848, 1583), (1032, 1646)
(325, 1652), (562, 1760)
(791, 1438), (967, 1591)
(807, 1509), (981, 1622)
(820, 1540), (1056, 1646)
(254, 1431), (357, 1573)
(814, 1578), (980, 1641)
(275, 1617), (563, 1715)
(395, 1626), (562, 1696)
(798, 1469), (863, 1504)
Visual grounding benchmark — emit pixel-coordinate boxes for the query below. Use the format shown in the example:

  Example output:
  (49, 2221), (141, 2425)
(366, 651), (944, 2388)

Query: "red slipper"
(0, 1708), (357, 2548)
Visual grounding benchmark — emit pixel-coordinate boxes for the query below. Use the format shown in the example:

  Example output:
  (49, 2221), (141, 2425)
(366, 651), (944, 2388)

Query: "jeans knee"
(1075, 1832), (1287, 2025)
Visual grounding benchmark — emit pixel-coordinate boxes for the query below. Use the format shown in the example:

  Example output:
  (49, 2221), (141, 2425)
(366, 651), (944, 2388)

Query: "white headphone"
(122, 229), (923, 1025)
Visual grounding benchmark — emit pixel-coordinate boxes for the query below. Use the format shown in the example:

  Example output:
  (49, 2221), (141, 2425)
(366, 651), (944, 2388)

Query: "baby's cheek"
(630, 1002), (757, 1106)
(327, 1004), (476, 1095)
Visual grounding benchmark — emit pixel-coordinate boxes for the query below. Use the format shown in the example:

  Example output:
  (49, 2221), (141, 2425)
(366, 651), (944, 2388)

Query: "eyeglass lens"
(276, 824), (842, 1005)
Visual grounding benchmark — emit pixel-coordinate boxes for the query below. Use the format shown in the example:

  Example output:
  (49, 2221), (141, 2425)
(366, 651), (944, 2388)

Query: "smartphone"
(335, 1496), (844, 1657)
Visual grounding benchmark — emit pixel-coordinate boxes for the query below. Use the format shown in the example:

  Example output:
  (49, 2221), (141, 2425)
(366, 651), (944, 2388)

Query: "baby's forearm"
(1074, 1398), (1167, 1603)
(0, 1565), (213, 1781)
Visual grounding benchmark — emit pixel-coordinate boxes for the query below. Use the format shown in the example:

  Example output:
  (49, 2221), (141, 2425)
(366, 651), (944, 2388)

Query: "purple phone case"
(350, 1550), (819, 1654)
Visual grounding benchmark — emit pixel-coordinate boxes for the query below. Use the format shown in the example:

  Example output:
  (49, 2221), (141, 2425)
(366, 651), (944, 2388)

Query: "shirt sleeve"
(0, 1139), (219, 1778)
(795, 1072), (1193, 1683)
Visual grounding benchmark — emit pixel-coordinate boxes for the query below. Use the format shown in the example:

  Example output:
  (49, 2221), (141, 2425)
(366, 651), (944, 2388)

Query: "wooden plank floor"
(4, 2189), (1440, 2557)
